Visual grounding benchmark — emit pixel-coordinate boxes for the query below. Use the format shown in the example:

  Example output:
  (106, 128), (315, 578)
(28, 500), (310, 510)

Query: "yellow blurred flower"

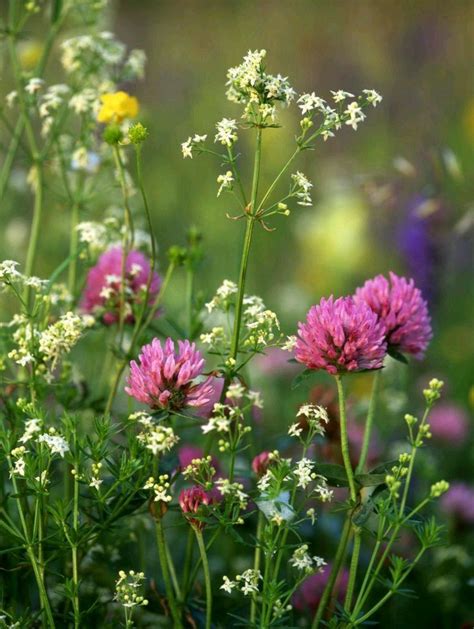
(97, 91), (139, 124)
(18, 41), (43, 70)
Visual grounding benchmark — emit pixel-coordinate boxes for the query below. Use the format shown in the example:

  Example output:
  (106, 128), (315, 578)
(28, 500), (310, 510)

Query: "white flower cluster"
(10, 446), (27, 478)
(39, 312), (85, 372)
(243, 295), (280, 349)
(37, 84), (70, 136)
(134, 413), (179, 455)
(0, 260), (48, 293)
(201, 403), (242, 434)
(182, 456), (216, 484)
(181, 133), (207, 159)
(290, 171), (313, 206)
(143, 475), (172, 503)
(297, 88), (382, 141)
(225, 49), (295, 123)
(89, 462), (103, 491)
(289, 544), (326, 573)
(8, 315), (40, 368)
(215, 118), (238, 147)
(220, 569), (262, 595)
(61, 31), (145, 83)
(114, 570), (148, 609)
(205, 280), (238, 313)
(296, 404), (329, 437)
(294, 457), (316, 489)
(38, 429), (70, 457)
(216, 478), (249, 510)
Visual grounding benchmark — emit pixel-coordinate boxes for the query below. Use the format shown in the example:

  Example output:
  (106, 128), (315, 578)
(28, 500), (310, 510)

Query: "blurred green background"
(1, 1), (473, 625)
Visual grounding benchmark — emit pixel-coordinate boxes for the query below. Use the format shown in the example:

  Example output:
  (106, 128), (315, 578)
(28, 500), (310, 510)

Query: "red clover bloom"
(125, 338), (214, 412)
(81, 246), (161, 325)
(179, 486), (210, 529)
(354, 271), (432, 359)
(295, 296), (386, 375)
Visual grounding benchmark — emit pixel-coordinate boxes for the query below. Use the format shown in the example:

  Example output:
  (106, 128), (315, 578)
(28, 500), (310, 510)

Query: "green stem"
(229, 126), (262, 362)
(68, 200), (80, 298)
(336, 375), (357, 502)
(112, 146), (134, 348)
(250, 511), (264, 625)
(311, 516), (351, 628)
(180, 527), (194, 599)
(351, 497), (429, 619)
(8, 460), (55, 627)
(194, 528), (212, 629)
(356, 370), (381, 474)
(351, 548), (426, 626)
(155, 519), (183, 628)
(344, 530), (361, 612)
(72, 476), (80, 629)
(398, 406), (430, 518)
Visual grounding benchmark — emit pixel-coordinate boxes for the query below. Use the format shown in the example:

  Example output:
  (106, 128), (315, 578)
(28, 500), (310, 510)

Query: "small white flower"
(331, 90), (354, 103)
(25, 77), (44, 94)
(214, 118), (238, 147)
(288, 423), (303, 438)
(38, 433), (70, 457)
(363, 89), (382, 106)
(217, 170), (234, 197)
(297, 92), (326, 114)
(282, 335), (297, 351)
(220, 576), (236, 594)
(294, 458), (315, 489)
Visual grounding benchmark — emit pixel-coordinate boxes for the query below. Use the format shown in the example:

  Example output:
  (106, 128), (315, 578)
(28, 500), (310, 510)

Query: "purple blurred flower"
(81, 246), (161, 325)
(348, 421), (382, 467)
(440, 483), (474, 524)
(293, 563), (349, 613)
(429, 403), (469, 446)
(253, 347), (298, 376)
(398, 196), (439, 304)
(125, 338), (214, 412)
(295, 296), (387, 375)
(354, 271), (432, 359)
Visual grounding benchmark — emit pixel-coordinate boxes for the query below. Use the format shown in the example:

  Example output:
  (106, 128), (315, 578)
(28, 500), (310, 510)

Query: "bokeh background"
(1, 1), (473, 626)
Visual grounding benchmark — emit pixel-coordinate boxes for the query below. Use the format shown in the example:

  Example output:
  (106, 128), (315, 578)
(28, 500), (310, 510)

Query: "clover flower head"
(354, 271), (432, 359)
(295, 296), (387, 375)
(126, 337), (214, 412)
(81, 247), (161, 325)
(97, 90), (138, 124)
(252, 451), (272, 477)
(179, 486), (210, 529)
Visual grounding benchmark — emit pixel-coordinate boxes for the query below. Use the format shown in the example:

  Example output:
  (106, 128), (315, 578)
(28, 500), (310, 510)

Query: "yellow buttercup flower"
(97, 91), (139, 124)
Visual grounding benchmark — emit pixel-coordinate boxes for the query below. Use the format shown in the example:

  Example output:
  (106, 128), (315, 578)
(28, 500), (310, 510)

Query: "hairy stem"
(250, 511), (264, 625)
(356, 370), (381, 474)
(229, 126), (262, 362)
(195, 528), (212, 629)
(336, 376), (357, 502)
(311, 516), (351, 628)
(155, 519), (183, 628)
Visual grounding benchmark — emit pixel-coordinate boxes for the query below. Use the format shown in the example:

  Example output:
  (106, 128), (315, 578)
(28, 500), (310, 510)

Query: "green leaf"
(387, 347), (409, 364)
(351, 500), (375, 526)
(314, 463), (349, 487)
(291, 368), (314, 390)
(354, 472), (387, 487)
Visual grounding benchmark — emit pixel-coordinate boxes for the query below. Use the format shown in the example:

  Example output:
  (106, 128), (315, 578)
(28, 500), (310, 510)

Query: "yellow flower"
(97, 91), (139, 124)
